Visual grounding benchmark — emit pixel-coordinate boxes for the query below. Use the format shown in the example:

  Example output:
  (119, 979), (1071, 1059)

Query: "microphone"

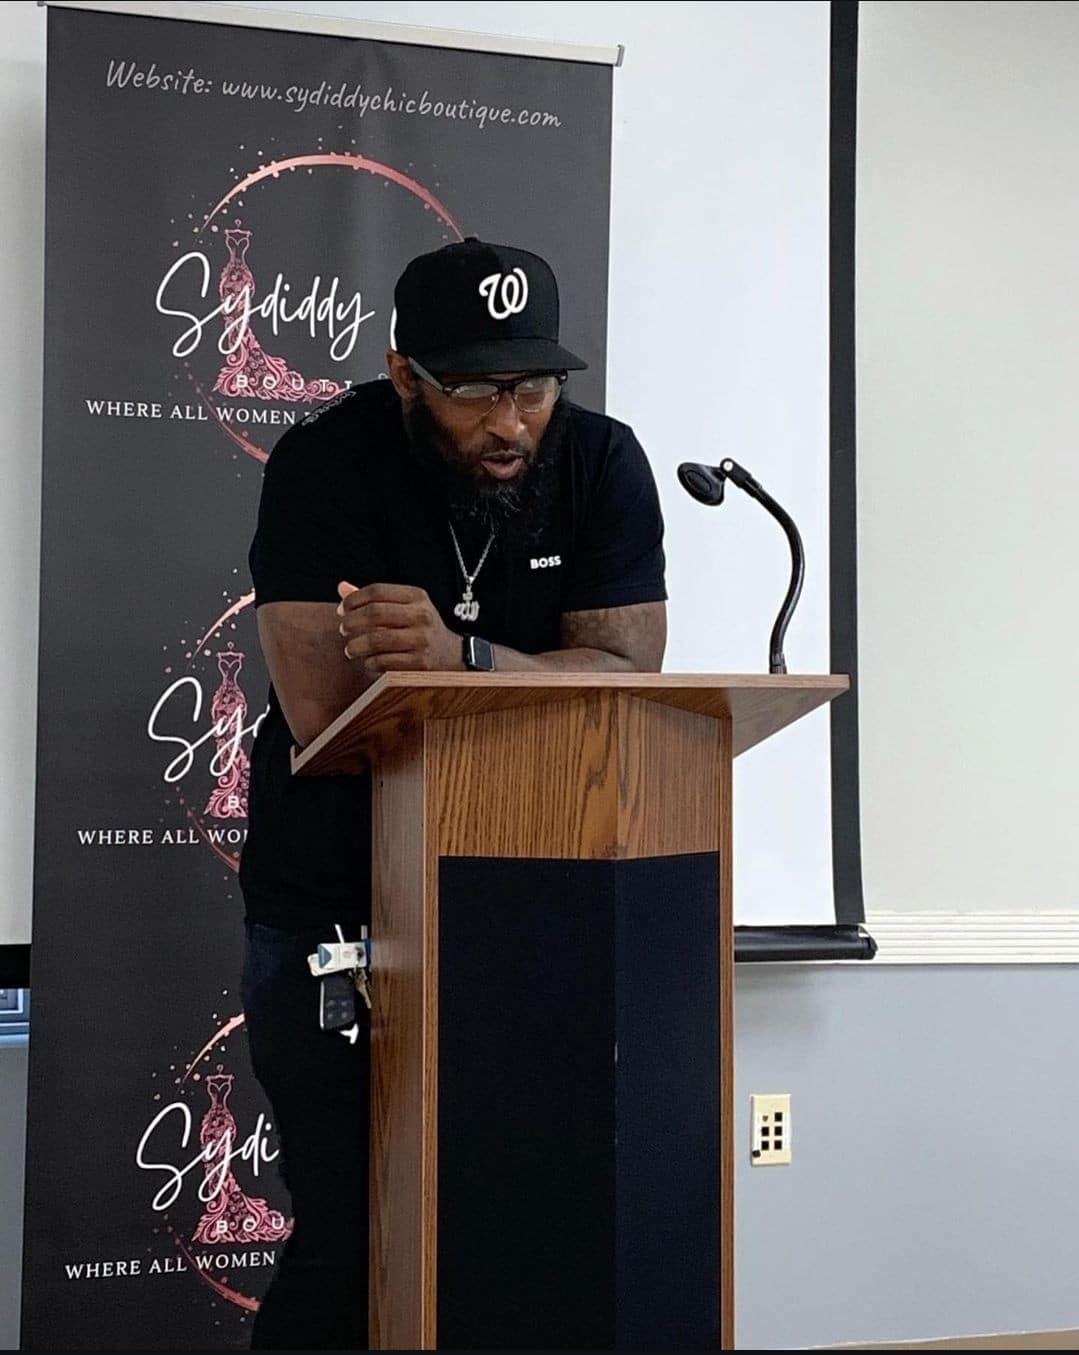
(677, 458), (805, 675)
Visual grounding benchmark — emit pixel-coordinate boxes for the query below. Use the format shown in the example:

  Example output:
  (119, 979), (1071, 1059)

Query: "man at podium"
(238, 237), (668, 1349)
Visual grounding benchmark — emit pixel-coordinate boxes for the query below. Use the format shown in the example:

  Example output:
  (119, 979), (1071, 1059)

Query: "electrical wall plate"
(750, 1093), (791, 1165)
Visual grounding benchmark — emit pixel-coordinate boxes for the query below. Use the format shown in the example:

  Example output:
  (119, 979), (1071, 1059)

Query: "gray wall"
(0, 1042), (27, 1352)
(6, 966), (1079, 1350)
(736, 964), (1079, 1349)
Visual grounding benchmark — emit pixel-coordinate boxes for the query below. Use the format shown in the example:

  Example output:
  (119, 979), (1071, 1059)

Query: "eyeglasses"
(409, 358), (566, 413)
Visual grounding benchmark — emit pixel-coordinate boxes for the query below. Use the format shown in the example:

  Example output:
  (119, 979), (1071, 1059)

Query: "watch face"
(468, 636), (495, 671)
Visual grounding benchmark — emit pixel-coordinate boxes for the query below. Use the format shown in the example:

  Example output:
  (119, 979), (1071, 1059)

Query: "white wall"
(858, 0), (1079, 922)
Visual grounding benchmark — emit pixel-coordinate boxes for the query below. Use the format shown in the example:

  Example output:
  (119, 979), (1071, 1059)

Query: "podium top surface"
(292, 671), (849, 777)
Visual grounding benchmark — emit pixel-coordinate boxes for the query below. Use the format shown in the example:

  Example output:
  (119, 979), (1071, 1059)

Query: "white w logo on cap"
(479, 268), (529, 320)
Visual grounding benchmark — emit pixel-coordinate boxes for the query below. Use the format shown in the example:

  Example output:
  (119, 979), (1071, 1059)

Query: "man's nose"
(484, 390), (526, 441)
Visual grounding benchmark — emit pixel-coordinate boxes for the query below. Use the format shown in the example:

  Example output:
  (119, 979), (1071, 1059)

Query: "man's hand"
(337, 582), (463, 676)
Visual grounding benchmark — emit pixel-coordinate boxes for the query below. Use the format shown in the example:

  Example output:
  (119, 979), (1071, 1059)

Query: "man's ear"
(385, 350), (416, 401)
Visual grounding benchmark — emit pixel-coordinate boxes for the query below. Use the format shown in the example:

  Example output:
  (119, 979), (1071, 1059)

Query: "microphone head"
(677, 461), (726, 506)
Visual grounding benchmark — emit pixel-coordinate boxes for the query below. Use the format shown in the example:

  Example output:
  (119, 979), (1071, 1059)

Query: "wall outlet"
(750, 1093), (791, 1165)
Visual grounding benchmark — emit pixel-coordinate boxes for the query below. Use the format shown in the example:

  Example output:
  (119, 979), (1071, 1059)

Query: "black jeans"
(242, 920), (370, 1351)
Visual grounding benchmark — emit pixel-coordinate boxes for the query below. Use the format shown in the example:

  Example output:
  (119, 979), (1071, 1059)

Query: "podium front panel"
(437, 853), (720, 1351)
(368, 692), (735, 1350)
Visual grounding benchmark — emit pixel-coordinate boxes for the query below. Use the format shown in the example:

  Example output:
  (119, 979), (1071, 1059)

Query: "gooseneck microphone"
(677, 458), (805, 675)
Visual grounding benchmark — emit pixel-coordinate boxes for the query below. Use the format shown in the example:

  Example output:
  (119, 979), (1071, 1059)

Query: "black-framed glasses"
(409, 358), (566, 413)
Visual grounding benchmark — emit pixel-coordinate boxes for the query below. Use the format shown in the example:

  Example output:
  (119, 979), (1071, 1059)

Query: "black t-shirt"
(240, 379), (667, 931)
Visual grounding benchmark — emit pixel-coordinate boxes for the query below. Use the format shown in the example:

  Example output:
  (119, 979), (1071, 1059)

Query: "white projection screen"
(657, 1), (861, 938)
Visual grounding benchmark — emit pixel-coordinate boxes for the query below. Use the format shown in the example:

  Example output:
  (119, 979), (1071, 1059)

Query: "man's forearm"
(257, 602), (373, 748)
(490, 645), (642, 673)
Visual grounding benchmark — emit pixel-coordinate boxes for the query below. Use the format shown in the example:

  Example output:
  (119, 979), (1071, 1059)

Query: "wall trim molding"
(865, 912), (1079, 964)
(822, 1326), (1079, 1349)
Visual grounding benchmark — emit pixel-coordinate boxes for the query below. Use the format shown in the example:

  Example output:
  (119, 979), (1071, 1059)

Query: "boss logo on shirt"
(530, 555), (561, 570)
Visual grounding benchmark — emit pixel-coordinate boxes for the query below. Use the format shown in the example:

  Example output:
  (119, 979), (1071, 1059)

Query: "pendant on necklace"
(454, 587), (480, 623)
(448, 522), (492, 625)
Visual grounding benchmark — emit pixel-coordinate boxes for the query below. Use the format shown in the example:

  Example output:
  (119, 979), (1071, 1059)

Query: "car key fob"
(319, 971), (356, 1031)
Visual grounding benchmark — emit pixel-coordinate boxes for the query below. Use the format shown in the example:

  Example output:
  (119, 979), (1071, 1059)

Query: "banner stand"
(23, 5), (614, 1346)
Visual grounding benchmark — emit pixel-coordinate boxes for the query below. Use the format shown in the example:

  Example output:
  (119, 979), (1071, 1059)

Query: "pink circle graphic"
(201, 151), (463, 237)
(181, 151), (464, 462)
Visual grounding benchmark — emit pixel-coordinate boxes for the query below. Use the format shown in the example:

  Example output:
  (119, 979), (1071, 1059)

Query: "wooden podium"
(293, 672), (848, 1351)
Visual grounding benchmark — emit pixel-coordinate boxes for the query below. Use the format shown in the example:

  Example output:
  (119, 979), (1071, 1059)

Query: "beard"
(402, 394), (566, 545)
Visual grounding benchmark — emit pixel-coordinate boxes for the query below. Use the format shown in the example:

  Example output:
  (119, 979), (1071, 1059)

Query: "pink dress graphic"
(213, 224), (344, 402)
(204, 650), (250, 820)
(192, 1073), (292, 1246)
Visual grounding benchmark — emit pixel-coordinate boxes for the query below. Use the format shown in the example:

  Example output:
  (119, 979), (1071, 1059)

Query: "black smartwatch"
(463, 634), (496, 672)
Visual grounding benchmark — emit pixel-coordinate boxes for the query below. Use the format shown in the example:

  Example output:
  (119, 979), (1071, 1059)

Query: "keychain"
(309, 924), (371, 1043)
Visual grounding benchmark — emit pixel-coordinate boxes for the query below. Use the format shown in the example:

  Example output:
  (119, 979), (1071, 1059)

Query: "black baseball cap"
(393, 237), (587, 376)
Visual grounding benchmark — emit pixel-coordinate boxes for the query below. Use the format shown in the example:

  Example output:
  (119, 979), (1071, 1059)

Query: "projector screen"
(655, 1), (848, 931)
(1, 0), (857, 949)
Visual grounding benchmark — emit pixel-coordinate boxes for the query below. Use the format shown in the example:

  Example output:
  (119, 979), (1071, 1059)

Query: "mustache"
(472, 440), (533, 461)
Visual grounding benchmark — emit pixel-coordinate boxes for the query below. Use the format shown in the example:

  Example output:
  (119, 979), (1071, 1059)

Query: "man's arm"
(256, 601), (375, 749)
(493, 602), (666, 673)
(269, 584), (666, 749)
(337, 583), (666, 681)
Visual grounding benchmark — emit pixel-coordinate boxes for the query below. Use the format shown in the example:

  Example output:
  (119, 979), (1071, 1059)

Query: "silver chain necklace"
(448, 522), (495, 623)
